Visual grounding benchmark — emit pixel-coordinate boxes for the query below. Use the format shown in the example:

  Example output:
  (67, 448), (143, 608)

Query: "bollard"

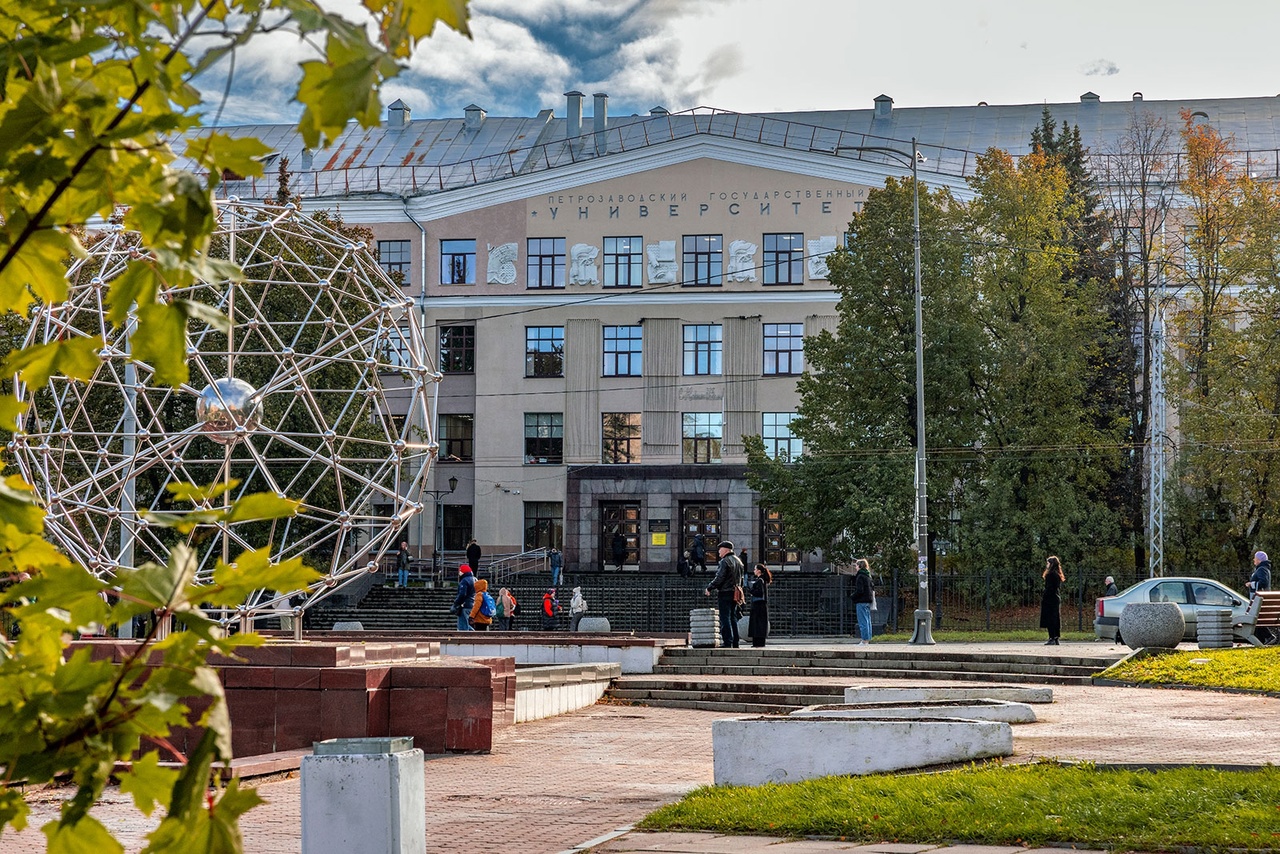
(301, 737), (425, 854)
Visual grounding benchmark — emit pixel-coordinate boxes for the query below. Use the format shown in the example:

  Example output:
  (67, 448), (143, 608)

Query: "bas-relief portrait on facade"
(487, 242), (518, 284)
(806, 236), (838, 280)
(569, 243), (599, 285)
(727, 240), (758, 282)
(646, 240), (676, 284)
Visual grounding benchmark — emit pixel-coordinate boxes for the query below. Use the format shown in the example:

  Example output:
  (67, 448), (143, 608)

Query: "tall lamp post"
(424, 475), (458, 577)
(835, 137), (934, 644)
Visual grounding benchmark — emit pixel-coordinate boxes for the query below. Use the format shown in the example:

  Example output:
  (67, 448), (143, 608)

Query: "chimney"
(1080, 91), (1101, 103)
(299, 148), (313, 171)
(565, 90), (584, 138)
(873, 94), (893, 120)
(387, 99), (410, 128)
(464, 103), (486, 131)
(649, 106), (669, 116)
(593, 92), (609, 154)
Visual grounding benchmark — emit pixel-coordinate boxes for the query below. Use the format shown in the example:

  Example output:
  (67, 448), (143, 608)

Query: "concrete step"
(647, 663), (1093, 685)
(652, 657), (1101, 679)
(609, 687), (841, 709)
(606, 694), (797, 715)
(661, 647), (1118, 669)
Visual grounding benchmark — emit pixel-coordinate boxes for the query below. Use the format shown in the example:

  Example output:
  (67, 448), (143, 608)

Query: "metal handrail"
(488, 547), (549, 588)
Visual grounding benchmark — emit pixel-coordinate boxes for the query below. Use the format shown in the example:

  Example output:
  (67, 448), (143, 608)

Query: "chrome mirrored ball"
(196, 377), (262, 444)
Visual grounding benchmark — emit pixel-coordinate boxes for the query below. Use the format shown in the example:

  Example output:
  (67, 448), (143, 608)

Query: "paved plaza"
(7, 642), (1280, 853)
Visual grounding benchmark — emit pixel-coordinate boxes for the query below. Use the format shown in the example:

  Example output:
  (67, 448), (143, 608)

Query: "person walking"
(549, 546), (563, 586)
(690, 534), (708, 573)
(395, 540), (411, 588)
(541, 587), (562, 630)
(466, 538), (482, 572)
(704, 540), (743, 648)
(1103, 576), (1118, 597)
(496, 586), (517, 631)
(569, 586), (588, 631)
(1041, 555), (1064, 645)
(851, 558), (874, 645)
(610, 531), (627, 570)
(738, 548), (749, 570)
(747, 563), (772, 648)
(469, 577), (494, 631)
(1248, 551), (1272, 596)
(450, 564), (476, 631)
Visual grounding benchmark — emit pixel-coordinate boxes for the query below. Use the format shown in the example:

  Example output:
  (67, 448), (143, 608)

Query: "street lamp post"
(835, 138), (935, 644)
(424, 475), (458, 579)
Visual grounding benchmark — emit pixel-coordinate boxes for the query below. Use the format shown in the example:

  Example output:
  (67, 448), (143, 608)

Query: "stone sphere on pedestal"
(1118, 602), (1185, 649)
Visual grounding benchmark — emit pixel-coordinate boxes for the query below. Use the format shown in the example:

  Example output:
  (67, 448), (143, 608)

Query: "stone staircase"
(309, 585), (460, 631)
(606, 646), (1122, 713)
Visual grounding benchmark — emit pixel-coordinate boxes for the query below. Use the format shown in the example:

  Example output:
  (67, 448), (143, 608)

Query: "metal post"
(908, 138), (935, 644)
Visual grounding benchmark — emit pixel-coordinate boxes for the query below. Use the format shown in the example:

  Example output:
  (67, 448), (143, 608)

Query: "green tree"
(0, 0), (471, 849)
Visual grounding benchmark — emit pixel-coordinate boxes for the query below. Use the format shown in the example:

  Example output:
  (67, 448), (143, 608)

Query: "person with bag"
(450, 564), (476, 631)
(469, 577), (495, 630)
(851, 558), (875, 645)
(747, 563), (772, 648)
(703, 540), (743, 648)
(569, 586), (589, 631)
(496, 587), (518, 630)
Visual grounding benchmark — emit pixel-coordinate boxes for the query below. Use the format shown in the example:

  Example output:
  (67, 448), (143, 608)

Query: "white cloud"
(1081, 59), (1121, 77)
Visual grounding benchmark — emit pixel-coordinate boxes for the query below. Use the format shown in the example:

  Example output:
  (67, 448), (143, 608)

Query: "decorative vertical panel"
(565, 318), (600, 463)
(806, 314), (838, 338)
(723, 316), (760, 460)
(643, 318), (679, 455)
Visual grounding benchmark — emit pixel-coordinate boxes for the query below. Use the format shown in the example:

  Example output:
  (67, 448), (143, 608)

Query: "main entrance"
(599, 501), (640, 569)
(680, 501), (721, 570)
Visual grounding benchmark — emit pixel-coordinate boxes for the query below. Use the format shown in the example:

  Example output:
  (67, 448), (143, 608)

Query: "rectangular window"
(682, 412), (723, 464)
(377, 240), (411, 279)
(439, 325), (475, 374)
(525, 326), (564, 377)
(524, 502), (563, 550)
(603, 236), (644, 288)
(602, 413), (642, 464)
(438, 414), (474, 462)
(527, 237), (566, 288)
(762, 412), (803, 462)
(603, 325), (642, 376)
(682, 234), (723, 286)
(442, 504), (473, 551)
(683, 324), (723, 376)
(1183, 225), (1201, 278)
(763, 323), (804, 376)
(524, 413), (564, 464)
(440, 239), (476, 285)
(763, 233), (804, 285)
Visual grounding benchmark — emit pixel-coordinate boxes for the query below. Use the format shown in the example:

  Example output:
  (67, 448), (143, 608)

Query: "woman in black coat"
(747, 563), (772, 648)
(1040, 555), (1064, 645)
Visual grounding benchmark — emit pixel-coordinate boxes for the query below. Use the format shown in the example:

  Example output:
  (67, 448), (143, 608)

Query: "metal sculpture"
(11, 200), (438, 629)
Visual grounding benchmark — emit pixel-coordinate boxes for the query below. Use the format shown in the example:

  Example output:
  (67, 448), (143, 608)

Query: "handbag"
(870, 589), (878, 611)
(733, 585), (745, 606)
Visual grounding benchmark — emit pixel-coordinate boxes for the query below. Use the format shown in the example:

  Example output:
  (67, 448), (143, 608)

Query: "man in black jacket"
(704, 540), (743, 648)
(1250, 551), (1272, 596)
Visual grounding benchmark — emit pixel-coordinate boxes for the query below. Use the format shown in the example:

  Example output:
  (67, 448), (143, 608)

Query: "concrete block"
(300, 748), (424, 853)
(843, 685), (1053, 705)
(1119, 601), (1184, 649)
(713, 716), (1013, 786)
(792, 700), (1036, 724)
(577, 616), (611, 632)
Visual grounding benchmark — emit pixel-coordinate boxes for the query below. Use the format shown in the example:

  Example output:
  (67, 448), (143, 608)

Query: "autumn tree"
(0, 0), (471, 850)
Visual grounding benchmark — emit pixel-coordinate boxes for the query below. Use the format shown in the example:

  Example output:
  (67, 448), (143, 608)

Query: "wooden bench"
(1234, 590), (1280, 646)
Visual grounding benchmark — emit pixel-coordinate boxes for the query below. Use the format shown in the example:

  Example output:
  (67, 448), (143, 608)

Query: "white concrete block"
(713, 717), (1012, 786)
(843, 685), (1053, 705)
(301, 749), (425, 854)
(792, 700), (1037, 724)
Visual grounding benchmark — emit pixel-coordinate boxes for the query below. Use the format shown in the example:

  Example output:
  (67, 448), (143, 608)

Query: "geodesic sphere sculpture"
(11, 200), (439, 625)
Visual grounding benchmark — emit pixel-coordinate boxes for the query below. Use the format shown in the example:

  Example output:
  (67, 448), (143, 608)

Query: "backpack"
(479, 591), (496, 618)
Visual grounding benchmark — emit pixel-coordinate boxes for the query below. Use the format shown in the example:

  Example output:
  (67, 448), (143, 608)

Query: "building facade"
(197, 91), (1280, 571)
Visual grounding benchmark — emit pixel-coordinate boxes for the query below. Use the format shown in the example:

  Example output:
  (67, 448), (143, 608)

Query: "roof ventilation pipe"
(593, 92), (608, 155)
(565, 90), (584, 138)
(387, 99), (410, 128)
(873, 94), (893, 120)
(464, 103), (486, 131)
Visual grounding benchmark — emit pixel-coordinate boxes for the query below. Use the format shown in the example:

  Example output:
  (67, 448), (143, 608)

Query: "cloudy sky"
(207, 0), (1280, 125)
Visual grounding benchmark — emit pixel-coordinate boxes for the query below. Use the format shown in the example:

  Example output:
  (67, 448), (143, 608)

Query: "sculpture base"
(909, 609), (936, 645)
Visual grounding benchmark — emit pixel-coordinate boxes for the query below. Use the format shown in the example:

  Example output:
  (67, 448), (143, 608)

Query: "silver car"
(1094, 576), (1250, 644)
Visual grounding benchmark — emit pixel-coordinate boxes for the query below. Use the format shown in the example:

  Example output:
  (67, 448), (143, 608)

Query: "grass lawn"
(640, 762), (1280, 850)
(1100, 646), (1280, 692)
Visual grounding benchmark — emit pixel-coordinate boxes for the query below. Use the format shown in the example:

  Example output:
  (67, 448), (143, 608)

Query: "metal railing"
(488, 547), (549, 587)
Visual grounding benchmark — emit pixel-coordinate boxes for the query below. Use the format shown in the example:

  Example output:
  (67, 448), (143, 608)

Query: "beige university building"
(199, 90), (1280, 572)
